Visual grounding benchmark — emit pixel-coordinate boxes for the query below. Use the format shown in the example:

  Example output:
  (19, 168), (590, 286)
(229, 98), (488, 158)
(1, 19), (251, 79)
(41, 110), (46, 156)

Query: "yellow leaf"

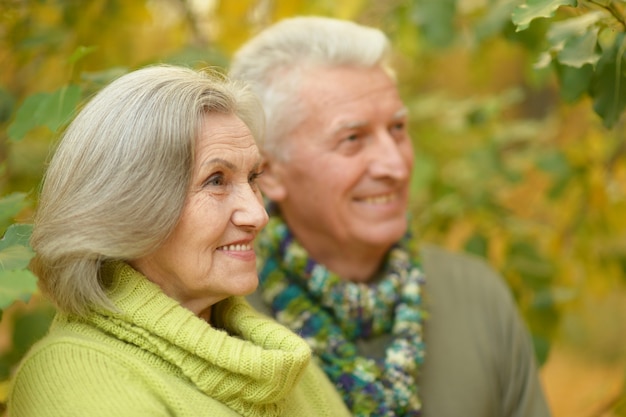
(215, 0), (258, 53)
(333, 0), (368, 20)
(272, 0), (305, 19)
(0, 379), (10, 402)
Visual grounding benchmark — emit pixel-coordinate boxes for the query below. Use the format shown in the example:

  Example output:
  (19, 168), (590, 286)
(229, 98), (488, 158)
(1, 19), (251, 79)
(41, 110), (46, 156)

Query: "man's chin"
(361, 221), (408, 247)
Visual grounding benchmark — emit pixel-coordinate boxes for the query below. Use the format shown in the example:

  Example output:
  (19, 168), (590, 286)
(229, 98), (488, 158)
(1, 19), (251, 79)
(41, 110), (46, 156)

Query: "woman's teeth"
(219, 244), (252, 251)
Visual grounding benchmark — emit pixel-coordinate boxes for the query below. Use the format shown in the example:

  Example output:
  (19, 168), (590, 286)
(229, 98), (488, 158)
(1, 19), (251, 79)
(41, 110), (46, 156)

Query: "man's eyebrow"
(332, 120), (366, 134)
(331, 107), (409, 134)
(392, 107), (409, 119)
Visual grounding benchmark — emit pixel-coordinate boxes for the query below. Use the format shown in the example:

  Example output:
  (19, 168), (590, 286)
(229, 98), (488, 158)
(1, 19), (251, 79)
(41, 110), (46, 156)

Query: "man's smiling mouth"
(357, 192), (398, 204)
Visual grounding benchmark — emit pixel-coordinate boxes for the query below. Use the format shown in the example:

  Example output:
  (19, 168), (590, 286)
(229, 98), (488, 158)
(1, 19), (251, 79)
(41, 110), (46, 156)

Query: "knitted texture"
(256, 215), (426, 417)
(8, 261), (351, 417)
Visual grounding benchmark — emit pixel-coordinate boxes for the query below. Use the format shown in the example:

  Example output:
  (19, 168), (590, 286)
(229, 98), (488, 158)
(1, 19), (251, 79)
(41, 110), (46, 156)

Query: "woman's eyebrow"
(203, 158), (264, 172)
(202, 158), (236, 170)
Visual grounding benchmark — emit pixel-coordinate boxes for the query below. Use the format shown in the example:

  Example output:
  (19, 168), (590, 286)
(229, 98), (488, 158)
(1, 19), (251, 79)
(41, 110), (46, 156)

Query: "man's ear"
(258, 158), (287, 202)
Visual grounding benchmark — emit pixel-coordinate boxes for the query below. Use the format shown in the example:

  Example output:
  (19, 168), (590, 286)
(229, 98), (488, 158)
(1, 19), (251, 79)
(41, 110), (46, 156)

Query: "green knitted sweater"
(8, 261), (350, 417)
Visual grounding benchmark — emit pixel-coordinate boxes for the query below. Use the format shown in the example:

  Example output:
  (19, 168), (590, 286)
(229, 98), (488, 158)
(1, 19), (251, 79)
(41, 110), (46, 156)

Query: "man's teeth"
(219, 244), (252, 251)
(363, 194), (395, 204)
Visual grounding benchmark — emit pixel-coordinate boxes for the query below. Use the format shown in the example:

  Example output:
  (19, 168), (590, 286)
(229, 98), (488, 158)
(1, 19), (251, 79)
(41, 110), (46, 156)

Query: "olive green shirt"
(249, 243), (551, 417)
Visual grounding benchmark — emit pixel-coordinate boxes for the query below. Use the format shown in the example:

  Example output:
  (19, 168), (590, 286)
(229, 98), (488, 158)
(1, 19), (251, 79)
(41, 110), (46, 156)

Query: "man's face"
(263, 66), (414, 255)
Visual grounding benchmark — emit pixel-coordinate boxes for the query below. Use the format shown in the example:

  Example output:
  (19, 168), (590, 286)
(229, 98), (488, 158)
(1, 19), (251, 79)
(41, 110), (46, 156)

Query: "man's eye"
(390, 121), (405, 132)
(390, 121), (408, 142)
(344, 133), (361, 142)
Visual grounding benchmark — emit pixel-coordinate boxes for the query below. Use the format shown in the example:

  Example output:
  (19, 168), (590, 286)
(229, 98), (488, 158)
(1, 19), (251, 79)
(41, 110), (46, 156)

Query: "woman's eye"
(204, 173), (225, 187)
(249, 170), (264, 185)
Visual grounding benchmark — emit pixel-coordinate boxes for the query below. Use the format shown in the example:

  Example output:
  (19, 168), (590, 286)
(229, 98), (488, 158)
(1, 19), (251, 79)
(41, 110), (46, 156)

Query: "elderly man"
(230, 16), (551, 417)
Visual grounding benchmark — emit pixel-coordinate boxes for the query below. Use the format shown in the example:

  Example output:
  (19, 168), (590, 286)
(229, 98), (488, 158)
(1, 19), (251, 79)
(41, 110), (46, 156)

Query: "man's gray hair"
(229, 16), (393, 160)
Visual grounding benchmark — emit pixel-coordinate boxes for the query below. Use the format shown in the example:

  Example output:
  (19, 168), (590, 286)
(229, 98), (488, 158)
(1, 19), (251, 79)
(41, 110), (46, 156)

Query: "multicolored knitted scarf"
(256, 215), (426, 417)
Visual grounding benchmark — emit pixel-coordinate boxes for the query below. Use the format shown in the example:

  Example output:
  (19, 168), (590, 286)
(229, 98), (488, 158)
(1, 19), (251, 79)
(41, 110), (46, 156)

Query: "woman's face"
(131, 112), (268, 319)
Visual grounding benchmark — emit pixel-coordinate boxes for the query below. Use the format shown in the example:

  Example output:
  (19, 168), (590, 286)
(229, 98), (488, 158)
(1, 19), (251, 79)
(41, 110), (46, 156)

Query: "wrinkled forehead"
(297, 66), (405, 123)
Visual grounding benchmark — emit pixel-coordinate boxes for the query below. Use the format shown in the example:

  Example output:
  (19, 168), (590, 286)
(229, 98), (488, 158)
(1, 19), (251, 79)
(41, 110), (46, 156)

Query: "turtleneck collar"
(86, 260), (312, 417)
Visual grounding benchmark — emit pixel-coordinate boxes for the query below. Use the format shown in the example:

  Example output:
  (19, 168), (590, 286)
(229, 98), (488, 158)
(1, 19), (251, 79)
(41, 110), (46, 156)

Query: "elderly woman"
(8, 65), (350, 417)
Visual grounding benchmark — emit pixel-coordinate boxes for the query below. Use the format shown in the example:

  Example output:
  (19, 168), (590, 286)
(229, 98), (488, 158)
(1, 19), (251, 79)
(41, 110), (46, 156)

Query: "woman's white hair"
(229, 16), (394, 160)
(30, 64), (264, 315)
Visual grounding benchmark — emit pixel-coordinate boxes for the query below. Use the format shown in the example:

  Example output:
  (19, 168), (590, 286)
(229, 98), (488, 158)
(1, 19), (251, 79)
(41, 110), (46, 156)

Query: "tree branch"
(587, 0), (626, 30)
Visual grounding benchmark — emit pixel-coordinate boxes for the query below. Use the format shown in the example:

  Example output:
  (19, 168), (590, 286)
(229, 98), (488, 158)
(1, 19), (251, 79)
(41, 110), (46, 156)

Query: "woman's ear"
(258, 158), (287, 202)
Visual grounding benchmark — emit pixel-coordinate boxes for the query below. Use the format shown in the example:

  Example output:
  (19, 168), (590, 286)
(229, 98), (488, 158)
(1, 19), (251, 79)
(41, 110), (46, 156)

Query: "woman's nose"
(232, 185), (269, 230)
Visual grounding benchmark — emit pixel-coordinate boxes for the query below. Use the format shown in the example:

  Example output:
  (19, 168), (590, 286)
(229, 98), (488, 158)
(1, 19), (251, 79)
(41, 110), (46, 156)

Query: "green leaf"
(556, 62), (594, 102)
(546, 11), (605, 49)
(411, 0), (457, 48)
(163, 46), (229, 68)
(507, 241), (556, 290)
(474, 0), (522, 41)
(80, 67), (129, 92)
(6, 94), (41, 141)
(38, 85), (82, 132)
(0, 193), (29, 231)
(11, 307), (55, 357)
(0, 224), (33, 249)
(464, 232), (488, 258)
(534, 12), (602, 68)
(0, 245), (34, 272)
(597, 25), (619, 51)
(532, 335), (551, 365)
(8, 84), (82, 141)
(590, 32), (626, 129)
(537, 150), (576, 198)
(0, 224), (35, 271)
(81, 67), (129, 83)
(0, 269), (38, 310)
(557, 27), (601, 68)
(512, 0), (577, 32)
(536, 150), (570, 176)
(0, 86), (15, 124)
(68, 45), (97, 64)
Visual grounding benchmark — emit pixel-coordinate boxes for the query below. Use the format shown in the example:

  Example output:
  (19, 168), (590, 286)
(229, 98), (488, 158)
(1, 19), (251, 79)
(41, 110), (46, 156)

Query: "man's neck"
(291, 231), (389, 283)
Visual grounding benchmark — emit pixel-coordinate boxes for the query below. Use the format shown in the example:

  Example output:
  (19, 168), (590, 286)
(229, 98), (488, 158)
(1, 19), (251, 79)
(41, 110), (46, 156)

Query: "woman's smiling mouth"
(217, 243), (253, 251)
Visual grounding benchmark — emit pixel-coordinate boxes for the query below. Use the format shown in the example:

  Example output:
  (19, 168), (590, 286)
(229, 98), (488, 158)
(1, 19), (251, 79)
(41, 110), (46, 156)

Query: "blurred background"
(0, 0), (625, 416)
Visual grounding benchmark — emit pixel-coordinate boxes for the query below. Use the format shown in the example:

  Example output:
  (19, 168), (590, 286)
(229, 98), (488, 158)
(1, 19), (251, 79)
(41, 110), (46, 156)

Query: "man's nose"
(368, 132), (412, 180)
